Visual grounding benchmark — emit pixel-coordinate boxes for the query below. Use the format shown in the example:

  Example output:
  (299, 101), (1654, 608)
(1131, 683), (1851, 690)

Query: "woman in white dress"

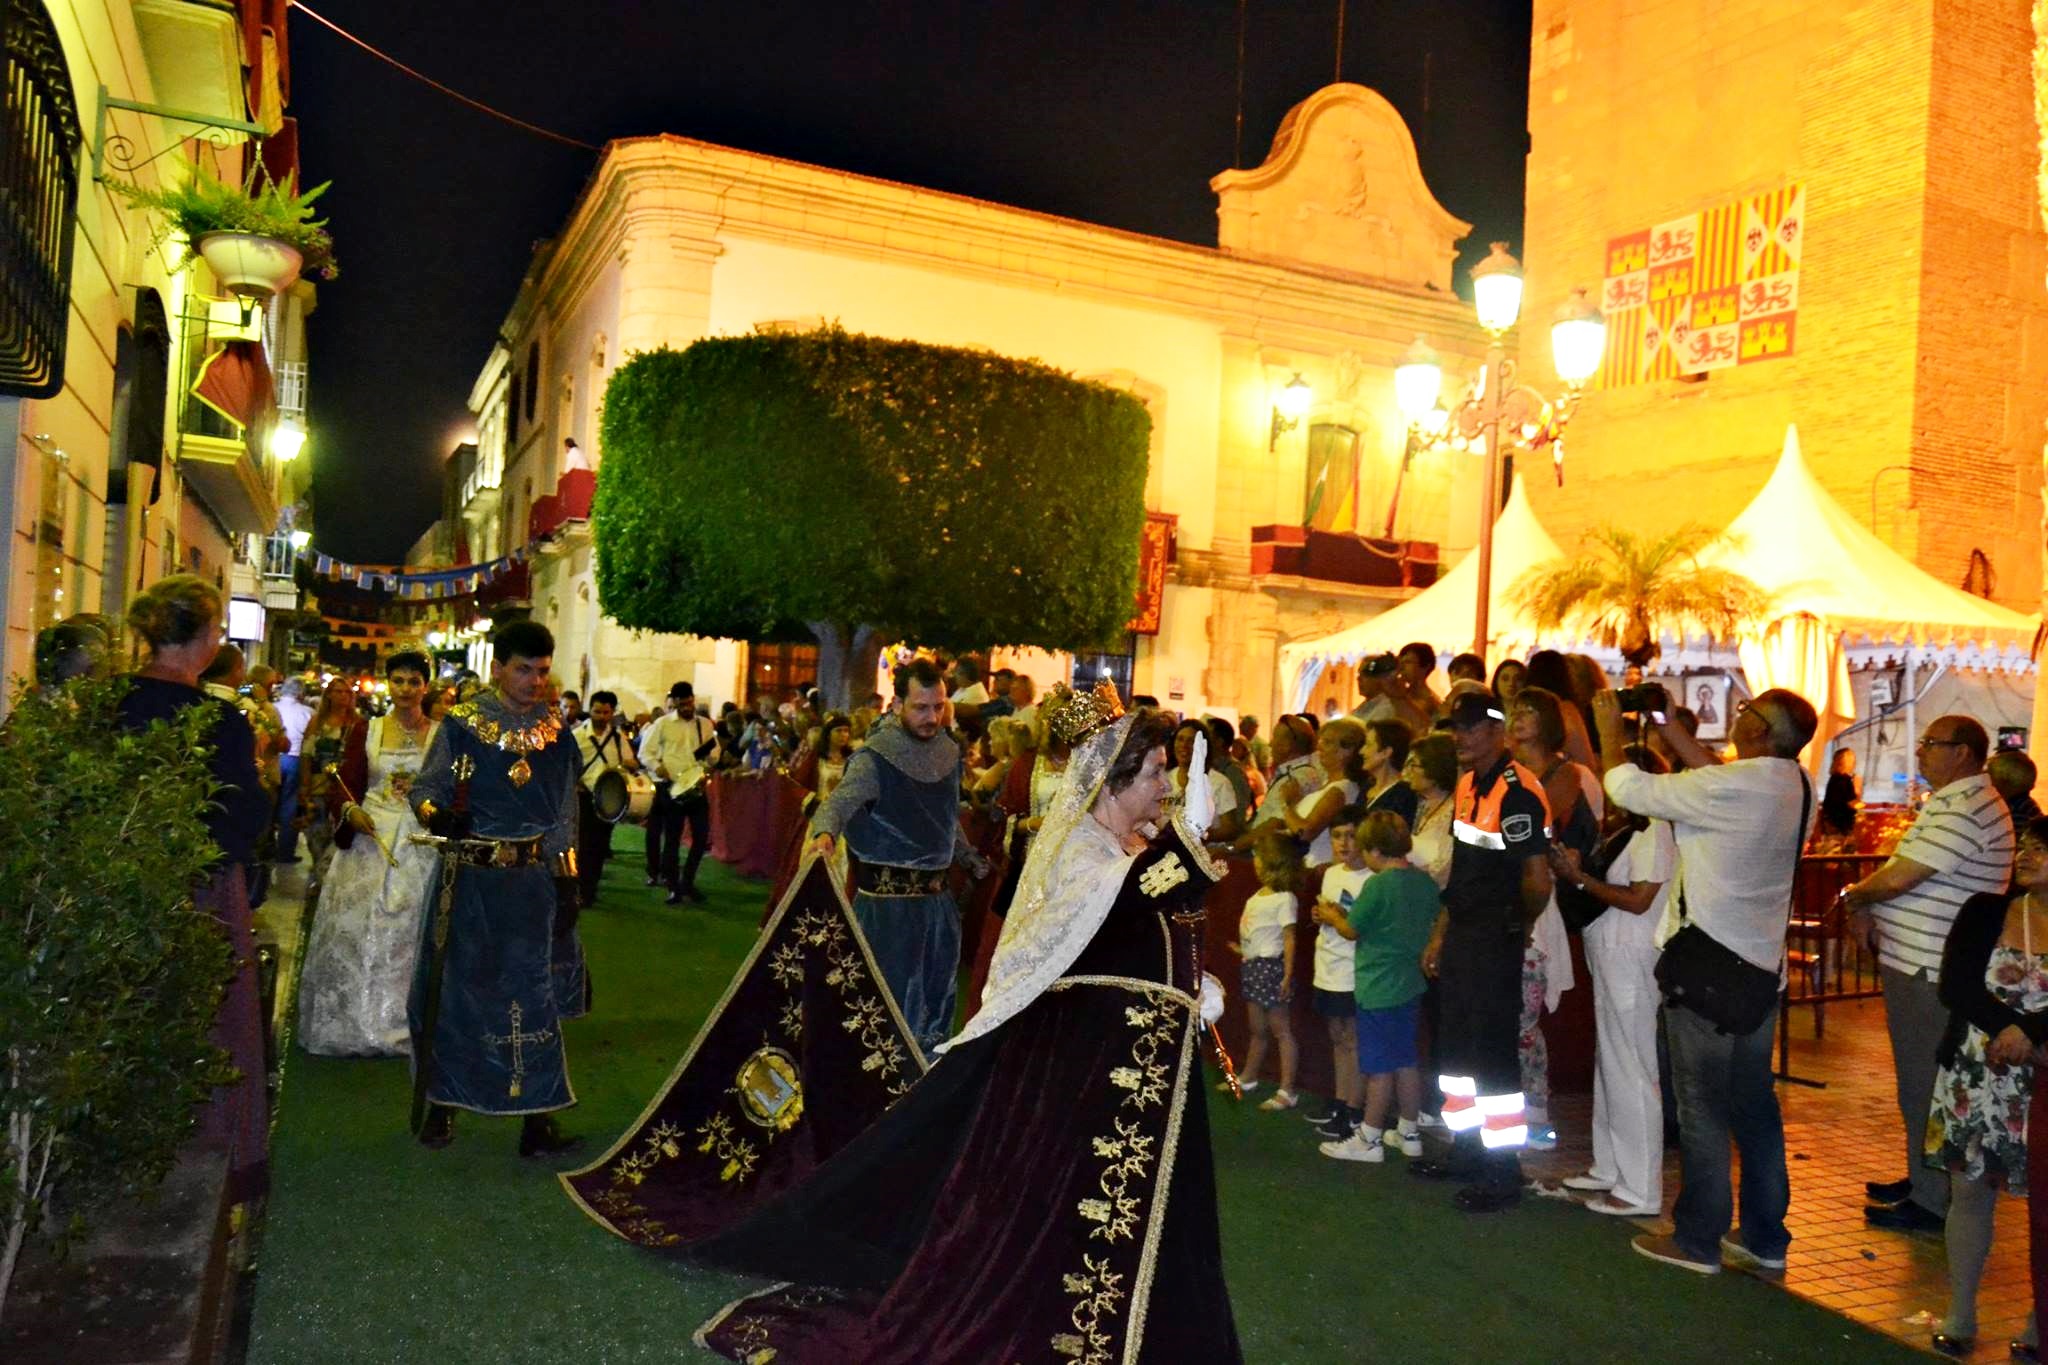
(298, 651), (441, 1056)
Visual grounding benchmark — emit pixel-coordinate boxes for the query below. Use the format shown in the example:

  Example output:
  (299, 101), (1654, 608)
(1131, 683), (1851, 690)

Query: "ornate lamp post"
(1392, 244), (1606, 657)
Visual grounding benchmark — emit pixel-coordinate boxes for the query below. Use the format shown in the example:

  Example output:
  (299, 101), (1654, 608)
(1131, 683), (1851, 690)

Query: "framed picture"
(1684, 673), (1732, 740)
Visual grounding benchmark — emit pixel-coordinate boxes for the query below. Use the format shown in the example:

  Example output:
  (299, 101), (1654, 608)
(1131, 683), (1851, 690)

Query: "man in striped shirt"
(1842, 715), (2013, 1233)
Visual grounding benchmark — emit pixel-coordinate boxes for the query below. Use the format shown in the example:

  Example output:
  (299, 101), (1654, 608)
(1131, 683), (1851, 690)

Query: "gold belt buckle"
(492, 842), (519, 867)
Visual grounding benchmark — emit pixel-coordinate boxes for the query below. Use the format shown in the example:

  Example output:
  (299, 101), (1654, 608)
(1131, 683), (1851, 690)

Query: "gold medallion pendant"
(507, 756), (533, 788)
(734, 1047), (804, 1132)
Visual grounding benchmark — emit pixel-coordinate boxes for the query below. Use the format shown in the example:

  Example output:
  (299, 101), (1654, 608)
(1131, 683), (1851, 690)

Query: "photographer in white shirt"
(1595, 685), (1818, 1277)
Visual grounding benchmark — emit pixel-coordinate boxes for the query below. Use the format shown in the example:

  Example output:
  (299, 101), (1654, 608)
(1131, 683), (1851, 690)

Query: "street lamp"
(288, 528), (311, 551)
(1269, 372), (1312, 450)
(271, 417), (307, 463)
(1401, 243), (1606, 656)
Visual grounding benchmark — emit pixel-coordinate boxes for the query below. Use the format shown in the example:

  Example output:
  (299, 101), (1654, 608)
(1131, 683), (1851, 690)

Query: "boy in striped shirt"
(1842, 715), (2014, 1233)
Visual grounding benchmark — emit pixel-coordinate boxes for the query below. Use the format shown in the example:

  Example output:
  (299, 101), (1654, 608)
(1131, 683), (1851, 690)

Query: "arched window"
(0, 0), (83, 397)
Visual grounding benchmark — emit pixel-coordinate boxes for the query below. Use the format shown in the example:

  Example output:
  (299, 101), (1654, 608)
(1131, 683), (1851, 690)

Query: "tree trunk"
(807, 622), (883, 711)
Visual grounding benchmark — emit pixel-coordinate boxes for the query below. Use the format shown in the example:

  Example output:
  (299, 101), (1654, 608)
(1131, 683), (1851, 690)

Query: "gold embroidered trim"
(1123, 999), (1196, 1360)
(1054, 982), (1191, 1365)
(560, 863), (926, 1247)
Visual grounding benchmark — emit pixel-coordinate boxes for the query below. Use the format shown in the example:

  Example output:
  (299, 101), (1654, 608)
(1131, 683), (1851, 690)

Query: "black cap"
(1361, 652), (1397, 677)
(1444, 691), (1507, 729)
(668, 681), (694, 700)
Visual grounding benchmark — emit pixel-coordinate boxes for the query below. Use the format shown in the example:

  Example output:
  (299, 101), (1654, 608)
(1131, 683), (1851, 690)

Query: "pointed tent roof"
(1702, 426), (2035, 653)
(1278, 478), (1567, 682)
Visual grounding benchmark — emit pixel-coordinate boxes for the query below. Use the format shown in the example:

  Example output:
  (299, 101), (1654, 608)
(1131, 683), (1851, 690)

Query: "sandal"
(1257, 1089), (1298, 1112)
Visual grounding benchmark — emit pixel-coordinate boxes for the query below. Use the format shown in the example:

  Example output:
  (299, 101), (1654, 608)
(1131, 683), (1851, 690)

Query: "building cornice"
(523, 134), (1491, 366)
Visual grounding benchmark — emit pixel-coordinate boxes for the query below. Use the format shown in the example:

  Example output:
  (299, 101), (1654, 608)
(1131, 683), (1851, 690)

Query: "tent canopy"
(1278, 479), (1565, 692)
(1702, 426), (2036, 657)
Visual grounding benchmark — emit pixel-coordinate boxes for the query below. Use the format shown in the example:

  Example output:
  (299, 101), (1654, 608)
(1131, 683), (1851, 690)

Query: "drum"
(591, 768), (631, 823)
(622, 773), (656, 824)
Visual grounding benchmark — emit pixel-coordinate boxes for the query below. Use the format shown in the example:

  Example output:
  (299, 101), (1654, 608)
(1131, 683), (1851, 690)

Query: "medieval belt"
(454, 836), (548, 869)
(854, 863), (947, 898)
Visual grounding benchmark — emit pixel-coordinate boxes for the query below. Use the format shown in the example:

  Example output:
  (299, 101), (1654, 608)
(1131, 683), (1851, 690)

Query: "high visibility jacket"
(1444, 754), (1552, 935)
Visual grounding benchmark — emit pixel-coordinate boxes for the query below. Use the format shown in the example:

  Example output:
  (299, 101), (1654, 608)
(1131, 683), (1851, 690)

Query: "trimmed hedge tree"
(594, 328), (1153, 704)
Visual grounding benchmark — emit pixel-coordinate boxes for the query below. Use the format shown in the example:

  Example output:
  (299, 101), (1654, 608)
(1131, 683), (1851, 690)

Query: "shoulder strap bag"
(1653, 766), (1812, 1036)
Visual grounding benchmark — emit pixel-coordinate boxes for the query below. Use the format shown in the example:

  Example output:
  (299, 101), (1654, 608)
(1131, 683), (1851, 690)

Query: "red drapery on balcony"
(191, 341), (274, 431)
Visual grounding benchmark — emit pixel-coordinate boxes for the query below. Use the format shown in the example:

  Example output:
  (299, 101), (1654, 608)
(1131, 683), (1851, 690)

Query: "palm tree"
(1510, 523), (1771, 666)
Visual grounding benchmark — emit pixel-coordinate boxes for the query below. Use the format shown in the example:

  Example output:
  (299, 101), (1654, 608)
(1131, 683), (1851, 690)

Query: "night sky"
(290, 0), (1532, 563)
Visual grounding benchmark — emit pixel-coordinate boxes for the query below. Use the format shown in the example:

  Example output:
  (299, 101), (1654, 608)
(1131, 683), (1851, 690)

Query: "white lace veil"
(936, 712), (1140, 1053)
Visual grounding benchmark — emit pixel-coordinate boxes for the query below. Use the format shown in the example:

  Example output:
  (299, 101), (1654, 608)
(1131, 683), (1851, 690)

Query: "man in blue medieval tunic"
(808, 657), (989, 1056)
(408, 620), (585, 1157)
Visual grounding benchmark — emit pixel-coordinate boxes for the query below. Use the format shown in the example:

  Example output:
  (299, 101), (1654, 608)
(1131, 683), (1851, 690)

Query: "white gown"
(297, 716), (440, 1056)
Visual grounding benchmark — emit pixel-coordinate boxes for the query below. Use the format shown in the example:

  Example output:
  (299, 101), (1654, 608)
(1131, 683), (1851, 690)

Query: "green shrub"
(0, 677), (234, 1323)
(594, 328), (1151, 699)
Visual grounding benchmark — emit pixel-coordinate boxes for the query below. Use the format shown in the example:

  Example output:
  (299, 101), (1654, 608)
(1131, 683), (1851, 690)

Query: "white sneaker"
(1396, 1129), (1423, 1158)
(1319, 1132), (1385, 1163)
(1417, 1112), (1446, 1130)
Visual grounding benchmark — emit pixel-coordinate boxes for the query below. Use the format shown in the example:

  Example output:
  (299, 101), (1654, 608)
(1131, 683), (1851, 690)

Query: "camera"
(1616, 682), (1670, 721)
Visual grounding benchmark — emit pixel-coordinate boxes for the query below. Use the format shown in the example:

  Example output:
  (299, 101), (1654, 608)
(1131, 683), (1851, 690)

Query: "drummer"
(574, 690), (640, 907)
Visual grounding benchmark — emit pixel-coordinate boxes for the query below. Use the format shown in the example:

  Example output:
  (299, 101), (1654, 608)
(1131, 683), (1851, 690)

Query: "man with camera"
(1594, 683), (1818, 1276)
(1839, 714), (2012, 1234)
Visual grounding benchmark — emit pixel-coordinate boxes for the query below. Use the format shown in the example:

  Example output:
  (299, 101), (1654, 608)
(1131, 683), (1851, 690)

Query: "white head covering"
(937, 712), (1141, 1052)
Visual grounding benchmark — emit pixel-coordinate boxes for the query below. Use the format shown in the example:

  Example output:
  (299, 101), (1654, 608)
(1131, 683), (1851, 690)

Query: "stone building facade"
(1517, 0), (2048, 613)
(441, 83), (1493, 720)
(0, 0), (315, 691)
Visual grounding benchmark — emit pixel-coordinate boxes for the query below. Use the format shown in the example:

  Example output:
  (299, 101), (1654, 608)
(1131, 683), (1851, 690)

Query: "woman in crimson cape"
(693, 687), (1243, 1364)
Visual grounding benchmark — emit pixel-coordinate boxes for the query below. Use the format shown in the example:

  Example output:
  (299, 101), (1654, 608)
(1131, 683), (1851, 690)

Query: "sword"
(408, 755), (473, 1136)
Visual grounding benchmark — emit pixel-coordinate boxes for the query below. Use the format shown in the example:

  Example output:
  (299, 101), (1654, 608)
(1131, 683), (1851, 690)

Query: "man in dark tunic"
(808, 657), (988, 1056)
(409, 620), (584, 1156)
(1412, 690), (1553, 1213)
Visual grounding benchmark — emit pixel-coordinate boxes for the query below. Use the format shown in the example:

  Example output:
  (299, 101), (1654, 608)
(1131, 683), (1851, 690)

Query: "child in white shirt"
(1308, 806), (1371, 1138)
(1230, 830), (1304, 1110)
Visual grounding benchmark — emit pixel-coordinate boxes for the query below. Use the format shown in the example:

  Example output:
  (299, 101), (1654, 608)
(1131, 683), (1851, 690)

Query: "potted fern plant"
(113, 165), (339, 299)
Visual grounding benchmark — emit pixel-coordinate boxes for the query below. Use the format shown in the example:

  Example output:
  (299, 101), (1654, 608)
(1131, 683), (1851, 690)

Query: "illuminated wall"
(1521, 0), (2047, 612)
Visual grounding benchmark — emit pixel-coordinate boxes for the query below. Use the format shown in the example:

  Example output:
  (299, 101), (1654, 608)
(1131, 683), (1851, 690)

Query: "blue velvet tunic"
(407, 692), (582, 1115)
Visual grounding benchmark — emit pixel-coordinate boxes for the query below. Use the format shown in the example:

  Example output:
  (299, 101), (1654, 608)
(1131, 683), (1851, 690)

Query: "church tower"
(1518, 0), (2047, 612)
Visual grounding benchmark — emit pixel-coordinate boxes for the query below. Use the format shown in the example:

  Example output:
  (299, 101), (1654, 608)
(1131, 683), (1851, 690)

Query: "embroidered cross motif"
(1137, 853), (1188, 898)
(482, 1002), (554, 1099)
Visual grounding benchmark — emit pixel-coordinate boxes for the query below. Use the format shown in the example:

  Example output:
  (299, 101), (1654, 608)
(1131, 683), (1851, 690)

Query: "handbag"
(1555, 820), (1634, 933)
(1654, 769), (1811, 1035)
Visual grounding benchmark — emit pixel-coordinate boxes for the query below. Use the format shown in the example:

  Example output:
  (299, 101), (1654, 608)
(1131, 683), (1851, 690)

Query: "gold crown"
(1048, 678), (1126, 745)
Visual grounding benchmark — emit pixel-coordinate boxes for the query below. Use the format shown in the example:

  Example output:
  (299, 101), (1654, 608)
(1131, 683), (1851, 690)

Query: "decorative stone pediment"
(1211, 83), (1469, 291)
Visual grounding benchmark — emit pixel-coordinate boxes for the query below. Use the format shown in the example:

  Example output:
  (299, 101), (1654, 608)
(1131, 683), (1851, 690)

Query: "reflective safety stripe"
(1476, 1090), (1527, 1149)
(1452, 819), (1506, 850)
(1438, 1074), (1483, 1131)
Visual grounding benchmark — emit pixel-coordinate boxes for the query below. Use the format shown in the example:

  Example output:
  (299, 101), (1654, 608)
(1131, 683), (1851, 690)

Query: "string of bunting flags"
(309, 544), (531, 600)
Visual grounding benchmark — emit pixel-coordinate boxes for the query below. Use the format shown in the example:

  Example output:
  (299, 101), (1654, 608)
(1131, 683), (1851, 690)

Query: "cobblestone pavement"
(1521, 997), (2032, 1361)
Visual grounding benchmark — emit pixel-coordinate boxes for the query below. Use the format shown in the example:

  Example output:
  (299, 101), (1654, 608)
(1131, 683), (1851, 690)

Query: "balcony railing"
(1249, 525), (1440, 591)
(275, 360), (307, 416)
(527, 468), (595, 544)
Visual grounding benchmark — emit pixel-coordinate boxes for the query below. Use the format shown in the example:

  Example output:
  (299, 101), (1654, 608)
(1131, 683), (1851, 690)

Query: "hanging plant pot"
(196, 231), (303, 300)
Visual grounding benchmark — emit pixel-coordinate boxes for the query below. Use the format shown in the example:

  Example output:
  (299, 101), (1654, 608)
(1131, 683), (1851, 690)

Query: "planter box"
(1, 1142), (235, 1365)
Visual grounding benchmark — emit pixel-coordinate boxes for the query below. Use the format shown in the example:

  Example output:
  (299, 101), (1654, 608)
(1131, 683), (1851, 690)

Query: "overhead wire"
(286, 0), (600, 152)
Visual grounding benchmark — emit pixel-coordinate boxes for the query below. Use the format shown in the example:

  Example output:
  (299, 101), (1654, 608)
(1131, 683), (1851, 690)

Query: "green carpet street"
(247, 832), (1925, 1364)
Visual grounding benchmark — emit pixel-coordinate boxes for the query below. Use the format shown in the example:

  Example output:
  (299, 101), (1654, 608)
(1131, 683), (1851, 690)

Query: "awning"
(191, 340), (274, 431)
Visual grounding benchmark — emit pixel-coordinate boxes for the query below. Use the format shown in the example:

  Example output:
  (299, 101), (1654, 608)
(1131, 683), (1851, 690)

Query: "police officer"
(1411, 690), (1554, 1212)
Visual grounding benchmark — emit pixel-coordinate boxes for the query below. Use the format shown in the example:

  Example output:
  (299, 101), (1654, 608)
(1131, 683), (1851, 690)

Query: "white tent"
(1702, 425), (2037, 767)
(1278, 480), (1568, 708)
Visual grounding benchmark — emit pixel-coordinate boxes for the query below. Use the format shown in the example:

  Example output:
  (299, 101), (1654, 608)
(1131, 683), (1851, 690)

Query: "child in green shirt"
(1310, 810), (1442, 1163)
